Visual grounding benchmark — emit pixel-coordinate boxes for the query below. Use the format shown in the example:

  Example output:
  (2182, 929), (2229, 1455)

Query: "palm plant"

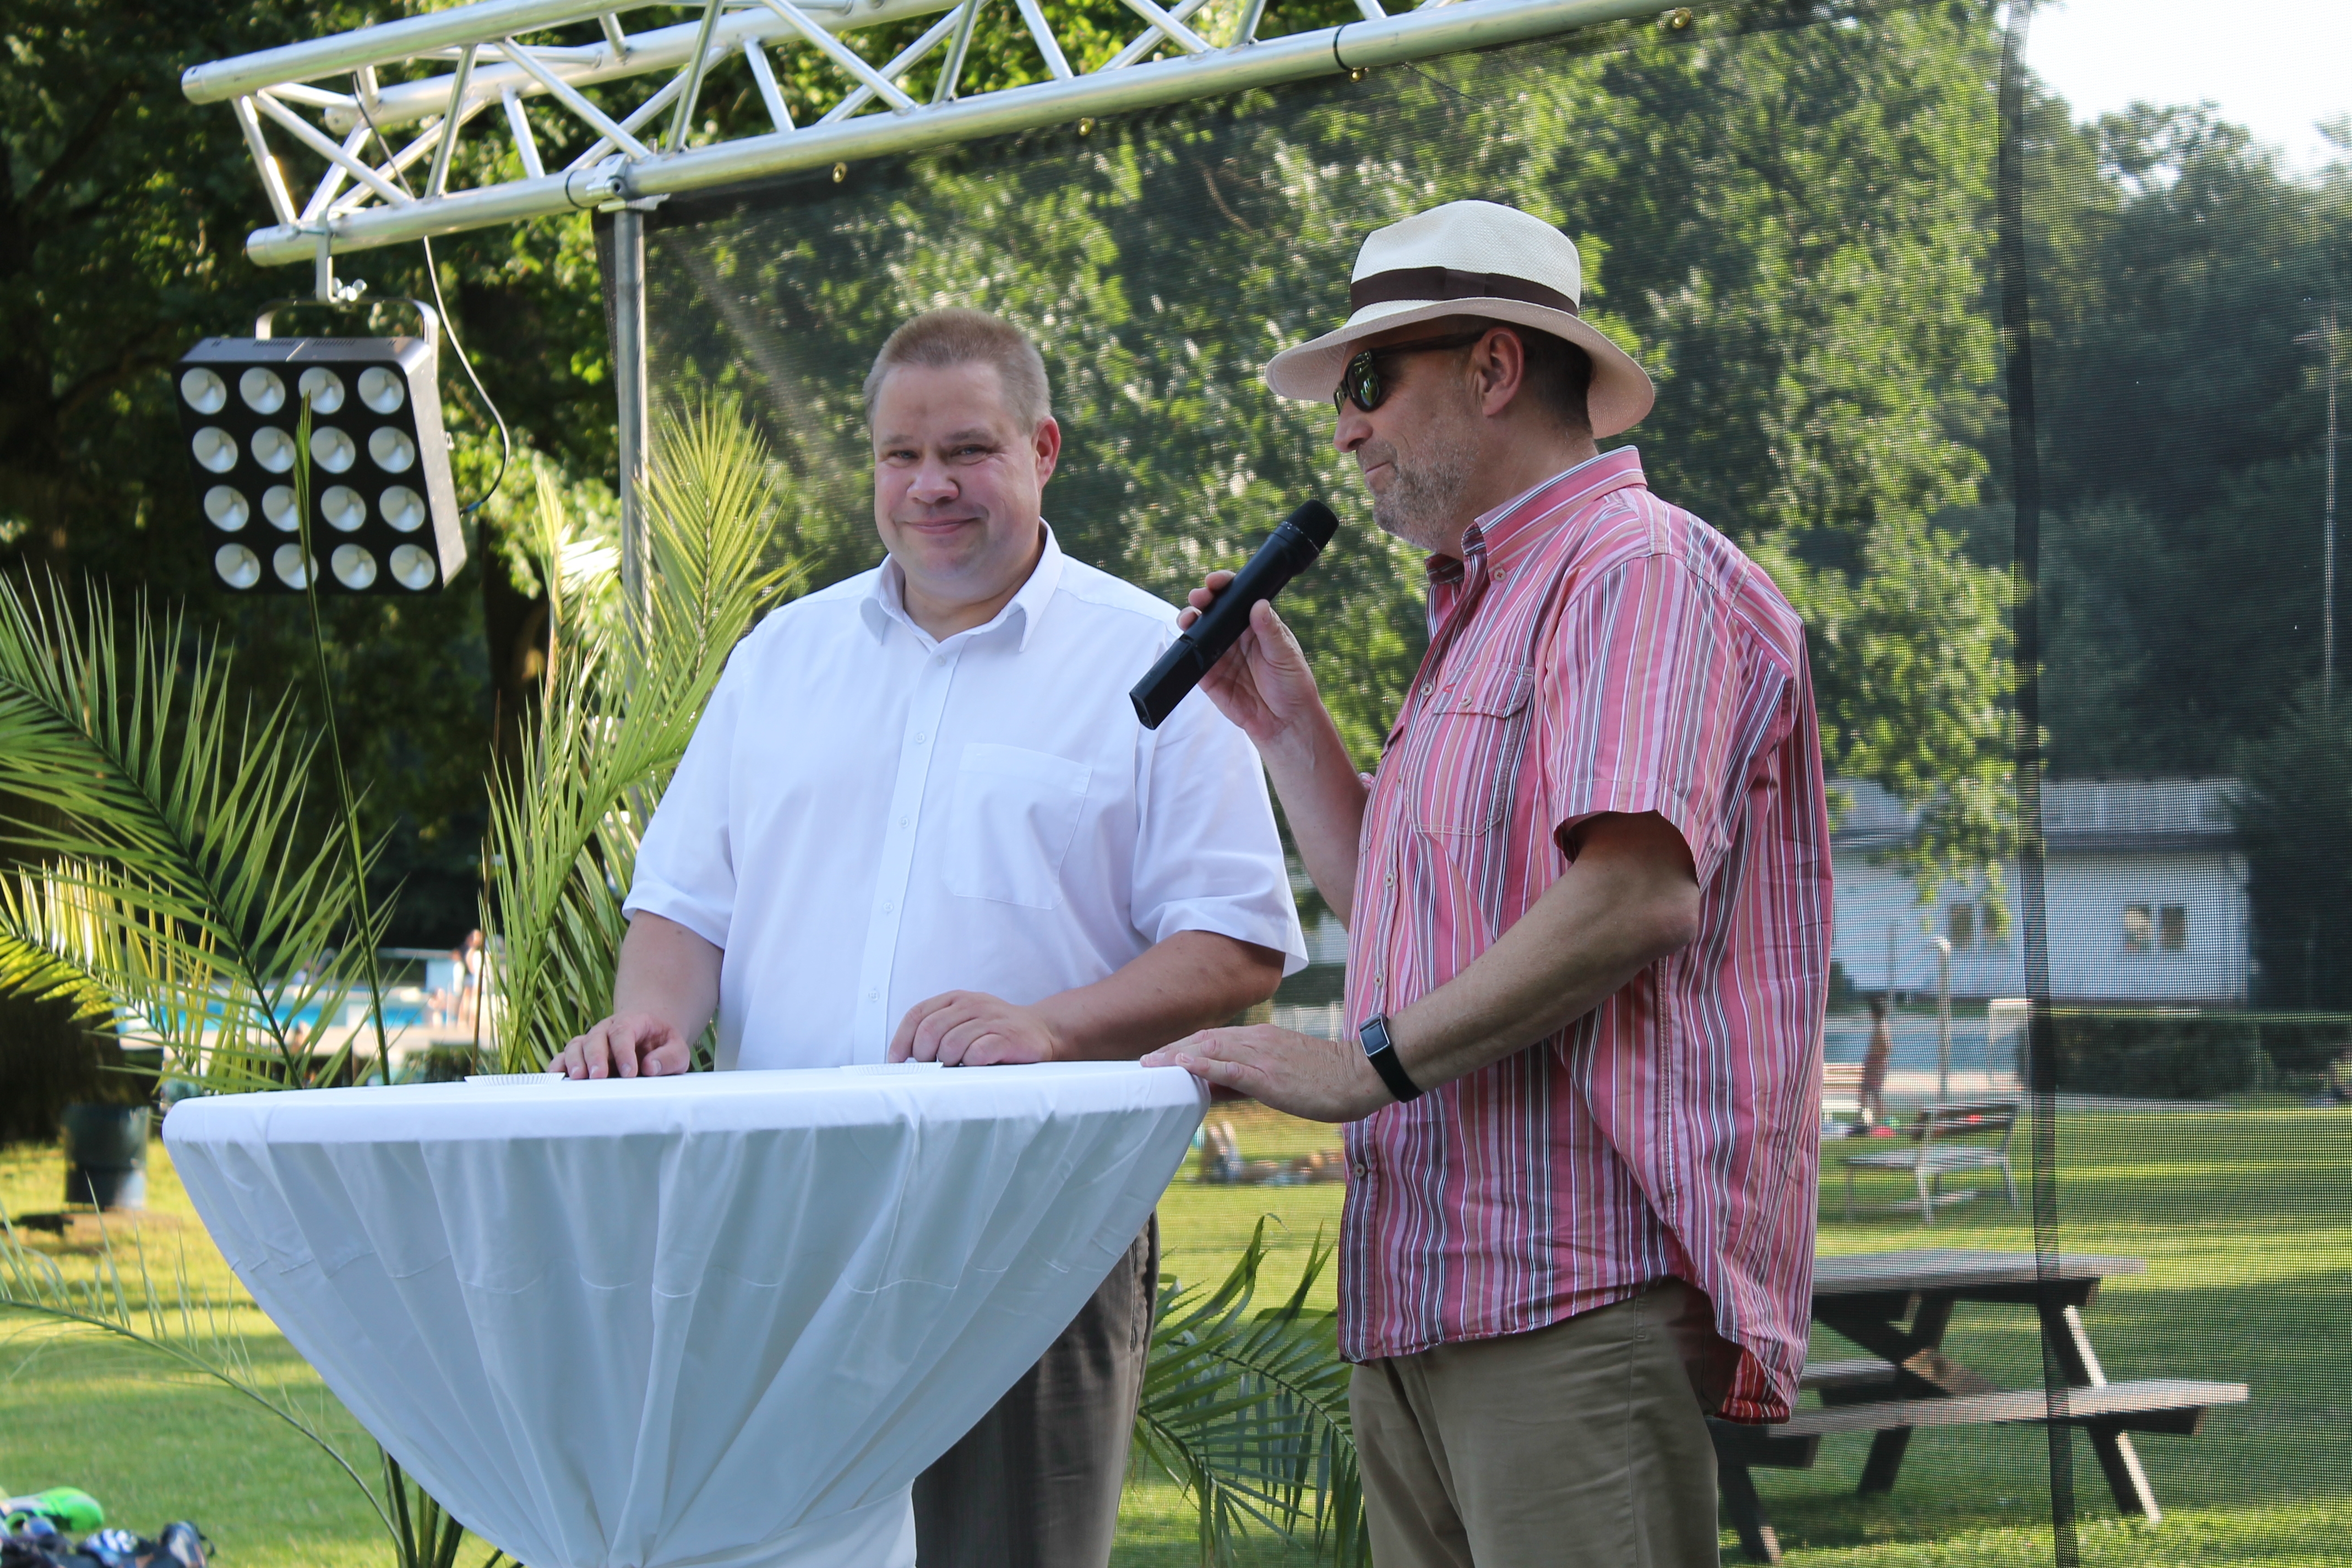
(0, 398), (1367, 1566)
(1137, 1221), (1369, 1567)
(484, 405), (795, 1069)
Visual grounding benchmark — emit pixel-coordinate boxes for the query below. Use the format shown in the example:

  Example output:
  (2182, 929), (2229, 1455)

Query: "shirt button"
(881, 901), (895, 914)
(912, 731), (927, 744)
(866, 989), (879, 1002)
(899, 815), (910, 828)
(1374, 971), (1385, 986)
(1384, 874), (1393, 888)
(1351, 1161), (1370, 1179)
(1420, 683), (1433, 697)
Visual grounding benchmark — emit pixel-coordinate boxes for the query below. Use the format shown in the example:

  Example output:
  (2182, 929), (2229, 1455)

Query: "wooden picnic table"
(1710, 1249), (2248, 1564)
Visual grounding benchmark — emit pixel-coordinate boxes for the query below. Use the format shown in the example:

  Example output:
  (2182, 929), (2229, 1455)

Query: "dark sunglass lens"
(1349, 357), (1384, 412)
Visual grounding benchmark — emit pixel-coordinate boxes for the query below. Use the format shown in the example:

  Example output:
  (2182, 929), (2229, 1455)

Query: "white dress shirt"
(627, 525), (1306, 1069)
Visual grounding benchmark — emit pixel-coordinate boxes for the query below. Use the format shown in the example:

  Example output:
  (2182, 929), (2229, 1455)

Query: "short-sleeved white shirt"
(626, 524), (1308, 1069)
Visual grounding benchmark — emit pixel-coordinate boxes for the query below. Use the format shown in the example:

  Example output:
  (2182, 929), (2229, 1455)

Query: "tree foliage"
(2028, 101), (2352, 779)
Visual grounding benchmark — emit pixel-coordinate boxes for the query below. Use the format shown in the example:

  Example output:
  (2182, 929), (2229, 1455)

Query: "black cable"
(351, 75), (513, 517)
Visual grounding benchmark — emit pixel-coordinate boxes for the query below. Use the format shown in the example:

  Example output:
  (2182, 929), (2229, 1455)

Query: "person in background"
(1146, 200), (1833, 1567)
(1861, 995), (1894, 1128)
(2323, 1043), (2352, 1105)
(551, 308), (1305, 1568)
(456, 929), (484, 1031)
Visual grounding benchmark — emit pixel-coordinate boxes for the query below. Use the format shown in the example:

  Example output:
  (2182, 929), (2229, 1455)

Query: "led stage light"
(173, 323), (466, 595)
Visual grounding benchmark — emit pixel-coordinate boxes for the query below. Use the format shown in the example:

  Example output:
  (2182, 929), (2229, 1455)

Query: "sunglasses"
(1331, 330), (1490, 414)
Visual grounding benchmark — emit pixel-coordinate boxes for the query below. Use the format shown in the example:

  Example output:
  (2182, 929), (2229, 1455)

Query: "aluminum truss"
(184, 0), (1670, 269)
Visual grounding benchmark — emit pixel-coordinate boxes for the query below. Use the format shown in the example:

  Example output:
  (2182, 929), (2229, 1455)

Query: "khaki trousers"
(911, 1218), (1157, 1568)
(1351, 1280), (1735, 1568)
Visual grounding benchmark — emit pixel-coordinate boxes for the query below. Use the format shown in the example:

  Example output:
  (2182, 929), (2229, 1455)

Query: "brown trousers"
(912, 1218), (1157, 1568)
(1350, 1280), (1736, 1568)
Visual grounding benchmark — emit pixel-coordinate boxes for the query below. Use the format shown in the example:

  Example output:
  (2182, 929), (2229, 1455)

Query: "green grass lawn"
(1, 1104), (2342, 1567)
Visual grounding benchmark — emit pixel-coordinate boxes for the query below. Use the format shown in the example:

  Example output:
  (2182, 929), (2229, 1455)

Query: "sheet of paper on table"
(166, 1061), (1206, 1568)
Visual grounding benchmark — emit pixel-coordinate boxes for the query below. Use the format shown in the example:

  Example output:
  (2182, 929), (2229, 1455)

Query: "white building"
(1832, 778), (2251, 1005)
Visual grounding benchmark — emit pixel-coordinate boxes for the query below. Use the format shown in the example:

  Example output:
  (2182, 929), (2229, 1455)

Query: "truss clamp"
(567, 154), (633, 208)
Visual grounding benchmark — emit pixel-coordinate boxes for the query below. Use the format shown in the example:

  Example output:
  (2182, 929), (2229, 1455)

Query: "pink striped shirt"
(1339, 448), (1831, 1423)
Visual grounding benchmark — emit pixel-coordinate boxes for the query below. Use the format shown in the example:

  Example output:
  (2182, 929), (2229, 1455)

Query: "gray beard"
(1368, 421), (1480, 554)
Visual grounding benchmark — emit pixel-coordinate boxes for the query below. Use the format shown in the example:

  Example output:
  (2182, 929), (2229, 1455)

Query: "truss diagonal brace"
(254, 91), (413, 206)
(1010, 0), (1075, 79)
(754, 0), (918, 113)
(821, 8), (965, 124)
(496, 36), (656, 159)
(1115, 0), (1213, 56)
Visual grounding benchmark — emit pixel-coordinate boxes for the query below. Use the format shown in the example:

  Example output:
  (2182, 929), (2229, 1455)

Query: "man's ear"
(1476, 327), (1529, 419)
(1033, 415), (1063, 485)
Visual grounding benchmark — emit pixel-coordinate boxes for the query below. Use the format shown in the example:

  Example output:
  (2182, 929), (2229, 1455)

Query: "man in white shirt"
(552, 308), (1305, 1568)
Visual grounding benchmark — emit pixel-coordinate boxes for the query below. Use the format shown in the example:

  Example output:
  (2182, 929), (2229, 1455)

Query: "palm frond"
(0, 862), (123, 1021)
(1136, 1219), (1370, 1567)
(0, 578), (378, 1089)
(0, 1212), (393, 1539)
(486, 404), (798, 1069)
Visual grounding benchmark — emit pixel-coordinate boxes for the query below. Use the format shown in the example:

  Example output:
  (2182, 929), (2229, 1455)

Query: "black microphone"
(1130, 498), (1340, 729)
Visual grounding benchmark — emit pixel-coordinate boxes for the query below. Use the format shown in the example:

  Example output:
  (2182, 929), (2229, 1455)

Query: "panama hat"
(1262, 200), (1654, 438)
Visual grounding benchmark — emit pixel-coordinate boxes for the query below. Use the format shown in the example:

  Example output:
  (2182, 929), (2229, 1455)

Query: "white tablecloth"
(165, 1062), (1205, 1568)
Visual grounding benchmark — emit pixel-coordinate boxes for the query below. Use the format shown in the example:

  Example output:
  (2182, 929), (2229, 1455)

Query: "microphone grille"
(1287, 498), (1340, 550)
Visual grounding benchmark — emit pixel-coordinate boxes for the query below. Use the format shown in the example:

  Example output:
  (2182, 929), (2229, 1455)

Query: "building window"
(2124, 904), (2188, 955)
(1946, 901), (1975, 950)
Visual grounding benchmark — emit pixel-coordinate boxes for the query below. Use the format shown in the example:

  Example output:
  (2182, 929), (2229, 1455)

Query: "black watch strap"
(1358, 1014), (1423, 1103)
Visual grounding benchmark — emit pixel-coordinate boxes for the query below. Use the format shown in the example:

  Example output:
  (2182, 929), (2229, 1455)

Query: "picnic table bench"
(1709, 1249), (2248, 1564)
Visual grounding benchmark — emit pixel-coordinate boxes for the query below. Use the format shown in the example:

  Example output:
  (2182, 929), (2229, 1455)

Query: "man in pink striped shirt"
(1146, 202), (1831, 1565)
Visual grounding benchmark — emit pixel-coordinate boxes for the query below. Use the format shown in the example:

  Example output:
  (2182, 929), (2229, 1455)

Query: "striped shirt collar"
(1429, 447), (1648, 586)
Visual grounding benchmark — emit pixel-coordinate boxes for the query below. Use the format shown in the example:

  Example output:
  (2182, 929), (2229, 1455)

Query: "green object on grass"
(2, 1487), (105, 1532)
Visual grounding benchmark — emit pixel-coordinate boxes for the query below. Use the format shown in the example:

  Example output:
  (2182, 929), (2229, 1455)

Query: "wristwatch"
(1358, 1014), (1423, 1103)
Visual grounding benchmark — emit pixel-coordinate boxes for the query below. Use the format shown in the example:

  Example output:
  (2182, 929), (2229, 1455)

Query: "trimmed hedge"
(2053, 1012), (2262, 1099)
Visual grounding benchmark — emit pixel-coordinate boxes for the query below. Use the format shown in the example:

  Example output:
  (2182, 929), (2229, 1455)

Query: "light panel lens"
(252, 427), (297, 474)
(368, 427), (417, 473)
(192, 427), (238, 473)
(239, 368), (286, 415)
(215, 543), (262, 589)
(181, 369), (228, 415)
(389, 543), (437, 591)
(330, 544), (378, 589)
(298, 368), (345, 413)
(357, 367), (407, 414)
(310, 426), (356, 474)
(322, 485), (367, 531)
(203, 486), (249, 531)
(380, 486), (426, 532)
(177, 341), (459, 595)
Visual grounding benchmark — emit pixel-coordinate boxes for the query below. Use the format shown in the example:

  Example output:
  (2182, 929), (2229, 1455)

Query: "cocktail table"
(165, 1061), (1205, 1568)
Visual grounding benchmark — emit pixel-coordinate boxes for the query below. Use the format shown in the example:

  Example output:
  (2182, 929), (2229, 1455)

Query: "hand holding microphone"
(1130, 499), (1338, 729)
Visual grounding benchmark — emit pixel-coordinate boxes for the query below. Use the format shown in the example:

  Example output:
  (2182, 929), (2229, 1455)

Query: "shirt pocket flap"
(1439, 663), (1536, 717)
(944, 744), (1095, 910)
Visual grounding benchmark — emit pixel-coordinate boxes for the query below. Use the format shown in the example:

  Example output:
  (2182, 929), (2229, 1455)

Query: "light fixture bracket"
(255, 295), (442, 355)
(312, 228), (369, 306)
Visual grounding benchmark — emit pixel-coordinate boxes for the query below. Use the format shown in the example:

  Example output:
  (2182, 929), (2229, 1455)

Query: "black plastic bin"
(62, 1103), (149, 1210)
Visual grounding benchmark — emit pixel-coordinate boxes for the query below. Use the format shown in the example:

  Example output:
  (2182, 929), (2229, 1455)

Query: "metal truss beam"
(186, 0), (1665, 270)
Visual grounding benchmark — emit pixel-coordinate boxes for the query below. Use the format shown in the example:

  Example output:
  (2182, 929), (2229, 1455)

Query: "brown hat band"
(1348, 266), (1581, 316)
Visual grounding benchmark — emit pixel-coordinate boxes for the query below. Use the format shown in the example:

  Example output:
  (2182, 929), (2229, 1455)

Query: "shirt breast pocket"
(942, 743), (1095, 910)
(1412, 663), (1536, 837)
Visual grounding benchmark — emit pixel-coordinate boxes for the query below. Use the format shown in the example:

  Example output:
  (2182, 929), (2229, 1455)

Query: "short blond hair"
(863, 308), (1051, 429)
